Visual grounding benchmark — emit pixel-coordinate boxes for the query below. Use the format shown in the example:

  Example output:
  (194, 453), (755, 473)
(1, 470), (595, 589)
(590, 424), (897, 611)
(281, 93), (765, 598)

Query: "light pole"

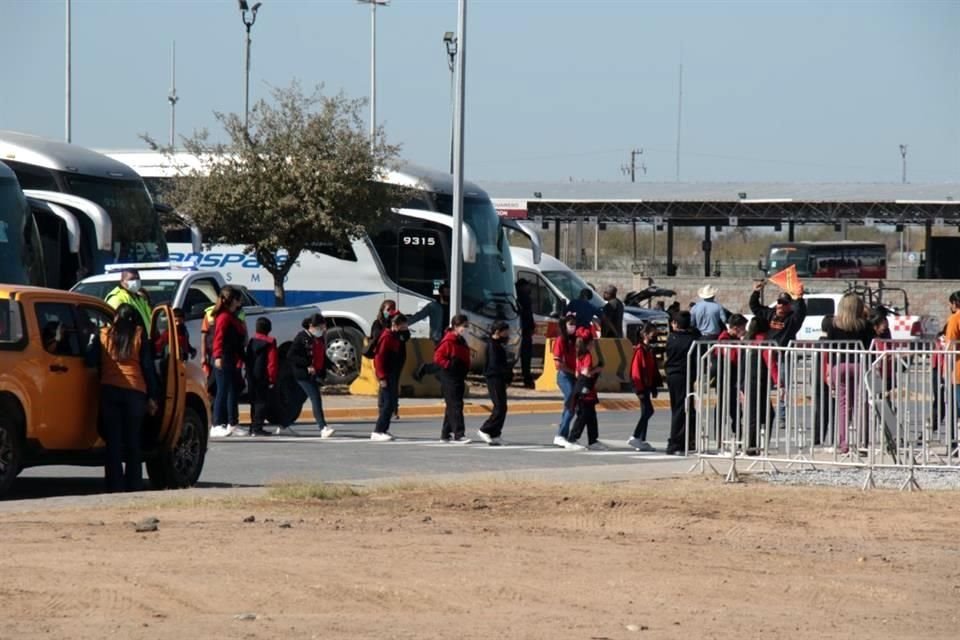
(357, 1), (389, 145)
(65, 0), (71, 143)
(443, 31), (458, 174)
(168, 41), (179, 149)
(449, 1), (467, 319)
(238, 0), (262, 132)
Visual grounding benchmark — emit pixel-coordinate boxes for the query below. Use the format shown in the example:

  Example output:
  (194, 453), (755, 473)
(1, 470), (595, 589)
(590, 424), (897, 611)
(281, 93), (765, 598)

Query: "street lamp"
(357, 0), (389, 145)
(238, 0), (262, 132)
(443, 31), (458, 174)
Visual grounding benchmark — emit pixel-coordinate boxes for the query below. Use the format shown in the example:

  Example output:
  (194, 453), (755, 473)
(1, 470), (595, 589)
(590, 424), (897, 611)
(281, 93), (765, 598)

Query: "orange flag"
(768, 265), (803, 298)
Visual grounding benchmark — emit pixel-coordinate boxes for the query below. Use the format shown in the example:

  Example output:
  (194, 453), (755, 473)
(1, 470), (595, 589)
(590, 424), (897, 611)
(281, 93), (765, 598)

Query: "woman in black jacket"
(286, 313), (333, 438)
(477, 321), (511, 445)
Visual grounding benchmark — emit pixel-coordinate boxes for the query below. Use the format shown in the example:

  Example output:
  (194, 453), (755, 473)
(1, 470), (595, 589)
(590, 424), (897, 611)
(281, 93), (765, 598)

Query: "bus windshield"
(435, 194), (517, 320)
(0, 175), (33, 285)
(64, 175), (167, 263)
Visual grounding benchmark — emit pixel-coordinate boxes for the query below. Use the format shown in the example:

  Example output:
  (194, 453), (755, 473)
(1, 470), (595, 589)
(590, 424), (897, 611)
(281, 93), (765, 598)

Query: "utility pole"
(899, 144), (908, 184)
(65, 0), (71, 143)
(449, 0), (467, 319)
(168, 41), (179, 149)
(620, 148), (645, 182)
(675, 63), (683, 182)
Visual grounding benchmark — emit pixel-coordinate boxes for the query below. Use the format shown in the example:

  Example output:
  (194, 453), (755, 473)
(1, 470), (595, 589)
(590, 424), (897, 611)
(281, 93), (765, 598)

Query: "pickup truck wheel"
(147, 407), (207, 490)
(0, 416), (23, 496)
(324, 327), (365, 385)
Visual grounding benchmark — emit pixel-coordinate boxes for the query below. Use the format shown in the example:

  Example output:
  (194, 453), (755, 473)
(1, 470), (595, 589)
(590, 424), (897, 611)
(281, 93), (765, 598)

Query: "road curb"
(238, 397), (670, 422)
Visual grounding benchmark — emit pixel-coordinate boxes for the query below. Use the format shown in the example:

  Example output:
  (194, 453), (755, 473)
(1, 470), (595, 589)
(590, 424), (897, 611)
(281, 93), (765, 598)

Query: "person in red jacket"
(433, 314), (472, 443)
(245, 317), (279, 437)
(565, 327), (604, 450)
(153, 307), (197, 361)
(210, 286), (247, 438)
(372, 313), (408, 441)
(628, 323), (663, 451)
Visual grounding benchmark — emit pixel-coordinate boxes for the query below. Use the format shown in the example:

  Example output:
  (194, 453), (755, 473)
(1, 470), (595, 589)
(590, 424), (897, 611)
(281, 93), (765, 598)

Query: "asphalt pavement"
(10, 409), (691, 502)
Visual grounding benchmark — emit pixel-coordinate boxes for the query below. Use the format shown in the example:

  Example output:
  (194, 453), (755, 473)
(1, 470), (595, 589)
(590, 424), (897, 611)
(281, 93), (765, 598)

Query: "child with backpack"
(564, 327), (605, 451)
(245, 317), (279, 437)
(629, 323), (662, 451)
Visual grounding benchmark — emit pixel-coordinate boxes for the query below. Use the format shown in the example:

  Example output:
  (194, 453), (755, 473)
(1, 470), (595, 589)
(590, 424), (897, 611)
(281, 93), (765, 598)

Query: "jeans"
(480, 376), (508, 438)
(297, 379), (327, 428)
(632, 392), (655, 441)
(834, 363), (859, 451)
(101, 384), (146, 492)
(375, 375), (398, 433)
(213, 362), (239, 427)
(557, 371), (576, 438)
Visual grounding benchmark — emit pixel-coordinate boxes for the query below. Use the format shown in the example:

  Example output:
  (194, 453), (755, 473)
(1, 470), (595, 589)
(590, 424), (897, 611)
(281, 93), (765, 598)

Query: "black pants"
(249, 381), (271, 428)
(520, 331), (533, 384)
(813, 377), (833, 445)
(667, 373), (696, 452)
(569, 401), (599, 445)
(632, 392), (655, 440)
(375, 374), (399, 434)
(480, 375), (508, 438)
(101, 384), (146, 493)
(440, 373), (466, 439)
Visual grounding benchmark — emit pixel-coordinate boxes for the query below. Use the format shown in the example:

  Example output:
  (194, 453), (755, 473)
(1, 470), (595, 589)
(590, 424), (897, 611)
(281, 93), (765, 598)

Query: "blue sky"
(2, 0), (957, 183)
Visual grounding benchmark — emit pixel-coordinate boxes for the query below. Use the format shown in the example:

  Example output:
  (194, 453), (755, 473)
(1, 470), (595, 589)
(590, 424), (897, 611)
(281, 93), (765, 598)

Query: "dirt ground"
(1, 477), (958, 640)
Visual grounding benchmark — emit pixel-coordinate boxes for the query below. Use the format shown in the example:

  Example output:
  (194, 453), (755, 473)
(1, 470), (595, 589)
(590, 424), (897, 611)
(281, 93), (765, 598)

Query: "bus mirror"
(501, 218), (542, 264)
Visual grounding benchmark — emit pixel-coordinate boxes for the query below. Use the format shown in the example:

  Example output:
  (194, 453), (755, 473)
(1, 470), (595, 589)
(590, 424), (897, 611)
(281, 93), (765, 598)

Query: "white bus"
(104, 152), (541, 380)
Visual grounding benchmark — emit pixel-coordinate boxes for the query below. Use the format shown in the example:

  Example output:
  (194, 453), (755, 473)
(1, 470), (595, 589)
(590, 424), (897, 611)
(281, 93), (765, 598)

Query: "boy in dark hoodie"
(372, 313), (408, 441)
(245, 317), (279, 437)
(433, 314), (472, 443)
(665, 311), (700, 455)
(477, 321), (511, 445)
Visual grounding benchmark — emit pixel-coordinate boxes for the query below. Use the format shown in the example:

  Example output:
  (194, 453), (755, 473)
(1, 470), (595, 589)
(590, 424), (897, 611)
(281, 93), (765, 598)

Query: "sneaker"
(320, 426), (336, 439)
(553, 435), (569, 448)
(638, 441), (656, 452)
(273, 426), (298, 437)
(250, 426), (273, 437)
(489, 437), (504, 446)
(452, 435), (472, 444)
(627, 437), (644, 450)
(209, 425), (231, 438)
(370, 432), (394, 442)
(587, 441), (608, 451)
(563, 440), (586, 451)
(231, 426), (250, 437)
(476, 430), (493, 444)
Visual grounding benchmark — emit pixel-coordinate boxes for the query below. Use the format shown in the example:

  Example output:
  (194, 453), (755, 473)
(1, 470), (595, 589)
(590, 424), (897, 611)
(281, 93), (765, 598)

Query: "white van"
(511, 247), (669, 364)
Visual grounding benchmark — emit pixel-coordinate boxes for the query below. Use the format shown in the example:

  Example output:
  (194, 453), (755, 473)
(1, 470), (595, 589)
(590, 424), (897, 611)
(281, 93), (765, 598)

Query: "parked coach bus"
(0, 161), (45, 286)
(0, 131), (168, 289)
(762, 241), (887, 279)
(106, 151), (542, 377)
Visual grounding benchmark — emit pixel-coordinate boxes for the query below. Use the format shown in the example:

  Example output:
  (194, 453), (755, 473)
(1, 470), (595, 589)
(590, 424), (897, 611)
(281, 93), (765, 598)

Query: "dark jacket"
(434, 330), (470, 379)
(483, 337), (510, 379)
(825, 320), (874, 349)
(665, 330), (700, 379)
(601, 298), (624, 339)
(517, 290), (535, 334)
(749, 290), (807, 347)
(289, 329), (324, 381)
(246, 333), (279, 387)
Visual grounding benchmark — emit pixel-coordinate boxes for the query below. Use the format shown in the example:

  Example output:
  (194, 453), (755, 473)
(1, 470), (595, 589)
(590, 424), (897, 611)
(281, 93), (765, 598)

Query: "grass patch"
(267, 482), (365, 502)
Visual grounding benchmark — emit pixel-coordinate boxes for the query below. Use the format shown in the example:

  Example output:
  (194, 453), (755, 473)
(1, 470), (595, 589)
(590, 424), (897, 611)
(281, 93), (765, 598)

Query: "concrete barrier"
(349, 338), (443, 397)
(534, 338), (560, 391)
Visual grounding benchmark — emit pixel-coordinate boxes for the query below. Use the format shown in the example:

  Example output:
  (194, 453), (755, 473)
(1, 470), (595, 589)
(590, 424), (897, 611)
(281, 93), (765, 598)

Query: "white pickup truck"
(71, 265), (357, 382)
(751, 291), (939, 341)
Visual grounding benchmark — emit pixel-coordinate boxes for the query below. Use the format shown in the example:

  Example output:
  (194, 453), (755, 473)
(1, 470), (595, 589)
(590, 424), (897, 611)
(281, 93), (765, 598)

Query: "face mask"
(383, 310), (393, 319)
(126, 279), (142, 294)
(310, 328), (325, 338)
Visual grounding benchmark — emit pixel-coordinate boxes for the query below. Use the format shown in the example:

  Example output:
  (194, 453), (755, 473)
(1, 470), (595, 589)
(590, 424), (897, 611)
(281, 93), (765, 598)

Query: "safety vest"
(105, 286), (152, 330)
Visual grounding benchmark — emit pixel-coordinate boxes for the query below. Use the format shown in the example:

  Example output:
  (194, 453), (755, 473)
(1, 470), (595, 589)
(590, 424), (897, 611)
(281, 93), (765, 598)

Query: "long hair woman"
(210, 286), (247, 438)
(824, 293), (872, 453)
(433, 314), (471, 442)
(91, 303), (159, 492)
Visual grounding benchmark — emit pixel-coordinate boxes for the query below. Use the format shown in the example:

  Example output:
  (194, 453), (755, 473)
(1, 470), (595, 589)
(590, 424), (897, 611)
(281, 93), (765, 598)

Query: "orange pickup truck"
(0, 285), (210, 496)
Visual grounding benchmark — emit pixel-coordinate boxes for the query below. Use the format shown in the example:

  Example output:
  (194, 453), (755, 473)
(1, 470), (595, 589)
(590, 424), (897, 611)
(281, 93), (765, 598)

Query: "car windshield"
(542, 270), (602, 309)
(0, 176), (32, 285)
(73, 278), (181, 308)
(435, 194), (517, 320)
(64, 175), (168, 262)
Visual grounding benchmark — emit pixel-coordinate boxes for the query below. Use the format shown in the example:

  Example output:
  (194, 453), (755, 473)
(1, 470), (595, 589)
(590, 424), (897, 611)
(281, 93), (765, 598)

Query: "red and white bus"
(764, 241), (887, 279)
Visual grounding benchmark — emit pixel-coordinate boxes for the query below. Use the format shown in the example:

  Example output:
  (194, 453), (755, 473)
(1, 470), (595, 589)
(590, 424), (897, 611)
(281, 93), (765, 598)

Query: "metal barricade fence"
(686, 338), (960, 486)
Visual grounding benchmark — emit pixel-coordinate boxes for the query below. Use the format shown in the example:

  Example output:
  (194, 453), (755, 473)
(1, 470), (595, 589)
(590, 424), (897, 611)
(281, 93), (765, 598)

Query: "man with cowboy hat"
(690, 284), (729, 341)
